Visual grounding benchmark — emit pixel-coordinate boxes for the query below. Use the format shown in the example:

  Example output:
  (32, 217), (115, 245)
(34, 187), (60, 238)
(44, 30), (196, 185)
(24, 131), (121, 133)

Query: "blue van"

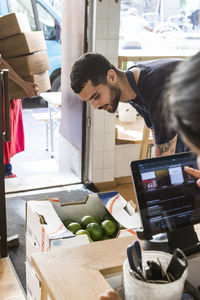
(0, 0), (61, 91)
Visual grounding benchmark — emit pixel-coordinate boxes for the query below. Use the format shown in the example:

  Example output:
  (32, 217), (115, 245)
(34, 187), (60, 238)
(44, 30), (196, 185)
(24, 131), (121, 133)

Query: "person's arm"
(184, 166), (200, 187)
(141, 17), (154, 32)
(1, 58), (39, 98)
(98, 290), (121, 300)
(143, 23), (154, 32)
(155, 135), (177, 156)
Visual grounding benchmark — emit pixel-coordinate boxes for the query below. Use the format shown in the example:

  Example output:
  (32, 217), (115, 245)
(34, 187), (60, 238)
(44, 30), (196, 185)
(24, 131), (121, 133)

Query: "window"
(7, 0), (36, 31)
(119, 0), (200, 53)
(36, 3), (57, 40)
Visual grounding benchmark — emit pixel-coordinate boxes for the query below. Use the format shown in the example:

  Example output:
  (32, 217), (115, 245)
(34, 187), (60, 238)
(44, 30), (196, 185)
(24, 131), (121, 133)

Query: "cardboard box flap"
(27, 201), (74, 244)
(51, 193), (106, 221)
(49, 230), (75, 240)
(59, 189), (88, 206)
(51, 235), (90, 250)
(98, 192), (143, 231)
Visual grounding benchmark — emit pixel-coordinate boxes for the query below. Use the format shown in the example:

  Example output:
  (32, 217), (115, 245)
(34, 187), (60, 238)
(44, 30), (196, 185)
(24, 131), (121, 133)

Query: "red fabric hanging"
(3, 99), (24, 164)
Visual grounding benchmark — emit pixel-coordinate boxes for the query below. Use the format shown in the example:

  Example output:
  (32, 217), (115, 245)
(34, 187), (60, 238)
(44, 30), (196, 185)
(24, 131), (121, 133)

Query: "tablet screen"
(130, 152), (200, 238)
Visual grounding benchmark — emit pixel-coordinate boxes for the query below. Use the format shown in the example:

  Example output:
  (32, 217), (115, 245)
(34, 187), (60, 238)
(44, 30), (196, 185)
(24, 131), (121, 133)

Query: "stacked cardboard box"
(0, 12), (51, 99)
(0, 13), (51, 298)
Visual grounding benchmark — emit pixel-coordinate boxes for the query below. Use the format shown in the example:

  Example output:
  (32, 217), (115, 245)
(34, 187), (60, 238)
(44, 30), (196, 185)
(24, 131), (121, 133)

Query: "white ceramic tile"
(107, 40), (119, 58)
(93, 109), (105, 134)
(93, 108), (105, 118)
(93, 133), (104, 152)
(103, 151), (115, 168)
(108, 0), (120, 20)
(96, 0), (109, 19)
(108, 20), (120, 40)
(105, 114), (116, 133)
(96, 19), (108, 40)
(103, 168), (115, 182)
(93, 151), (104, 170)
(114, 144), (140, 178)
(104, 133), (115, 151)
(95, 39), (108, 55)
(93, 168), (104, 183)
(110, 58), (119, 69)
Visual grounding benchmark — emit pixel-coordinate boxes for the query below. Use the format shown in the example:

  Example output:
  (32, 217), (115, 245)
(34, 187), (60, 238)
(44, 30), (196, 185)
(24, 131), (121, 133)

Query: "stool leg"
(139, 124), (150, 159)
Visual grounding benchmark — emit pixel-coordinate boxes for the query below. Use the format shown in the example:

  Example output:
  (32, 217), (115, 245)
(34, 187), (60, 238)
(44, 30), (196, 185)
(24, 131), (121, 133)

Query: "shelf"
(115, 116), (153, 145)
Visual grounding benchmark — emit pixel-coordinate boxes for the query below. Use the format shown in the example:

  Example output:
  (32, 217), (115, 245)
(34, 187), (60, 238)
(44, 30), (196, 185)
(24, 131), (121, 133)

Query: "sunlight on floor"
(5, 106), (81, 194)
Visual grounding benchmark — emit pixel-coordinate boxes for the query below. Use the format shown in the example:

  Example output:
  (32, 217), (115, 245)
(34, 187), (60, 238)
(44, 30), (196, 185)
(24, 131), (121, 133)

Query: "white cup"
(118, 102), (137, 123)
(123, 250), (188, 300)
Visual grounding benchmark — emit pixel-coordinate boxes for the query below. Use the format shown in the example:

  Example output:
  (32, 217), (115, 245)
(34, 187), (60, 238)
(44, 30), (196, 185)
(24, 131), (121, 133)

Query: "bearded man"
(70, 52), (186, 156)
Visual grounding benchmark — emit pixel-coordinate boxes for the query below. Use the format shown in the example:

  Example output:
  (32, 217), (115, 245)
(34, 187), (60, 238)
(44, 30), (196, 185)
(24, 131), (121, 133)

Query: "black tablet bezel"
(130, 152), (200, 239)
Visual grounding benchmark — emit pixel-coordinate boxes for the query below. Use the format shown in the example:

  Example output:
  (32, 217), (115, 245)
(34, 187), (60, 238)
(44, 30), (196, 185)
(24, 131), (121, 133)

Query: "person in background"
(70, 52), (186, 157)
(0, 57), (39, 178)
(98, 50), (200, 300)
(121, 7), (153, 50)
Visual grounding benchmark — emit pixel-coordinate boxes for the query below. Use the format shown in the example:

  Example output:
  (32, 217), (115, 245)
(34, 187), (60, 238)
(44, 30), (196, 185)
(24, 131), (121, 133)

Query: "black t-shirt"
(127, 58), (183, 145)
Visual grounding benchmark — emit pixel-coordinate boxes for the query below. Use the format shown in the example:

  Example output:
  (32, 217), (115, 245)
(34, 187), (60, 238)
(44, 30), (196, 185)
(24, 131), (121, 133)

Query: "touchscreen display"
(130, 152), (200, 237)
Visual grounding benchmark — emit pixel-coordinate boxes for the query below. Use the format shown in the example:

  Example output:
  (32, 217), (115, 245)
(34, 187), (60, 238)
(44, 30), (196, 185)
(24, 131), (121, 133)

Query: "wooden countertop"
(31, 236), (137, 300)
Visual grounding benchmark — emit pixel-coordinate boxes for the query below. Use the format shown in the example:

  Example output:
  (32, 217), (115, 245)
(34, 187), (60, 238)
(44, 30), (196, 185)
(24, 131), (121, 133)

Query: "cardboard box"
(9, 71), (51, 99)
(26, 234), (41, 270)
(26, 262), (41, 300)
(7, 52), (50, 77)
(0, 31), (46, 59)
(0, 12), (31, 39)
(26, 192), (141, 253)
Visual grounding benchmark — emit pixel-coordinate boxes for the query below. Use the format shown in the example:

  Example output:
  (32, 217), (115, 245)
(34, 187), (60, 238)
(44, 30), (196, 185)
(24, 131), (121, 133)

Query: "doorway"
(5, 96), (81, 193)
(5, 0), (88, 194)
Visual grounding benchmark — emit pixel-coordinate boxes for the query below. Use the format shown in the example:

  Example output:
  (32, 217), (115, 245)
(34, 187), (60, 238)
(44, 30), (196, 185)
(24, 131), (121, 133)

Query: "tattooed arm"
(155, 135), (177, 156)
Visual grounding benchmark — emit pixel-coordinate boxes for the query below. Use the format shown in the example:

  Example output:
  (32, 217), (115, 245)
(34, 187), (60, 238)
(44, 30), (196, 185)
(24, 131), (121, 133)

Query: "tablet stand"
(138, 224), (200, 254)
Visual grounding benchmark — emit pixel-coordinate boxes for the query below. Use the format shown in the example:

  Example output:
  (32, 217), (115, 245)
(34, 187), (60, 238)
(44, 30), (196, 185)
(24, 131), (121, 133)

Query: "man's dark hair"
(164, 51), (200, 149)
(70, 52), (120, 93)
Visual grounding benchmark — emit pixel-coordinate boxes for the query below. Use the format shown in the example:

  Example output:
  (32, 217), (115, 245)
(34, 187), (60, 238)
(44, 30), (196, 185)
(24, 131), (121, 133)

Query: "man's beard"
(107, 85), (121, 113)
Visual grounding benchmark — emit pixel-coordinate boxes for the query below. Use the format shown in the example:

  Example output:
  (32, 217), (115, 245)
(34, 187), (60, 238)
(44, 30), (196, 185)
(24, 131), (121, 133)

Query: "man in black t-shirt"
(70, 52), (185, 156)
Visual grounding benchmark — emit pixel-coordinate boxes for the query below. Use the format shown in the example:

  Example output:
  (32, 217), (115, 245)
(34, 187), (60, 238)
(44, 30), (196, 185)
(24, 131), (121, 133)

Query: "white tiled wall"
(115, 144), (141, 178)
(89, 0), (121, 183)
(90, 107), (116, 183)
(89, 0), (141, 183)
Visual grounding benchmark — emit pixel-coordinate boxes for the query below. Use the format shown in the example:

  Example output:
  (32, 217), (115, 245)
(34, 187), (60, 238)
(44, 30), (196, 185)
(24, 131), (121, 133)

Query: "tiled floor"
(5, 102), (80, 194)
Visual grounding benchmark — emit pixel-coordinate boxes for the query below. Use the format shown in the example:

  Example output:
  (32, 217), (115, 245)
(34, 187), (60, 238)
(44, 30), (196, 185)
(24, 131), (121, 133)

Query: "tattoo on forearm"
(155, 136), (177, 156)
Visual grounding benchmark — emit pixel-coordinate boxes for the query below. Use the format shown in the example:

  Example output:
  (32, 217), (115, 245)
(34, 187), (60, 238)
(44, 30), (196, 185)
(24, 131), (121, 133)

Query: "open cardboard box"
(26, 192), (142, 254)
